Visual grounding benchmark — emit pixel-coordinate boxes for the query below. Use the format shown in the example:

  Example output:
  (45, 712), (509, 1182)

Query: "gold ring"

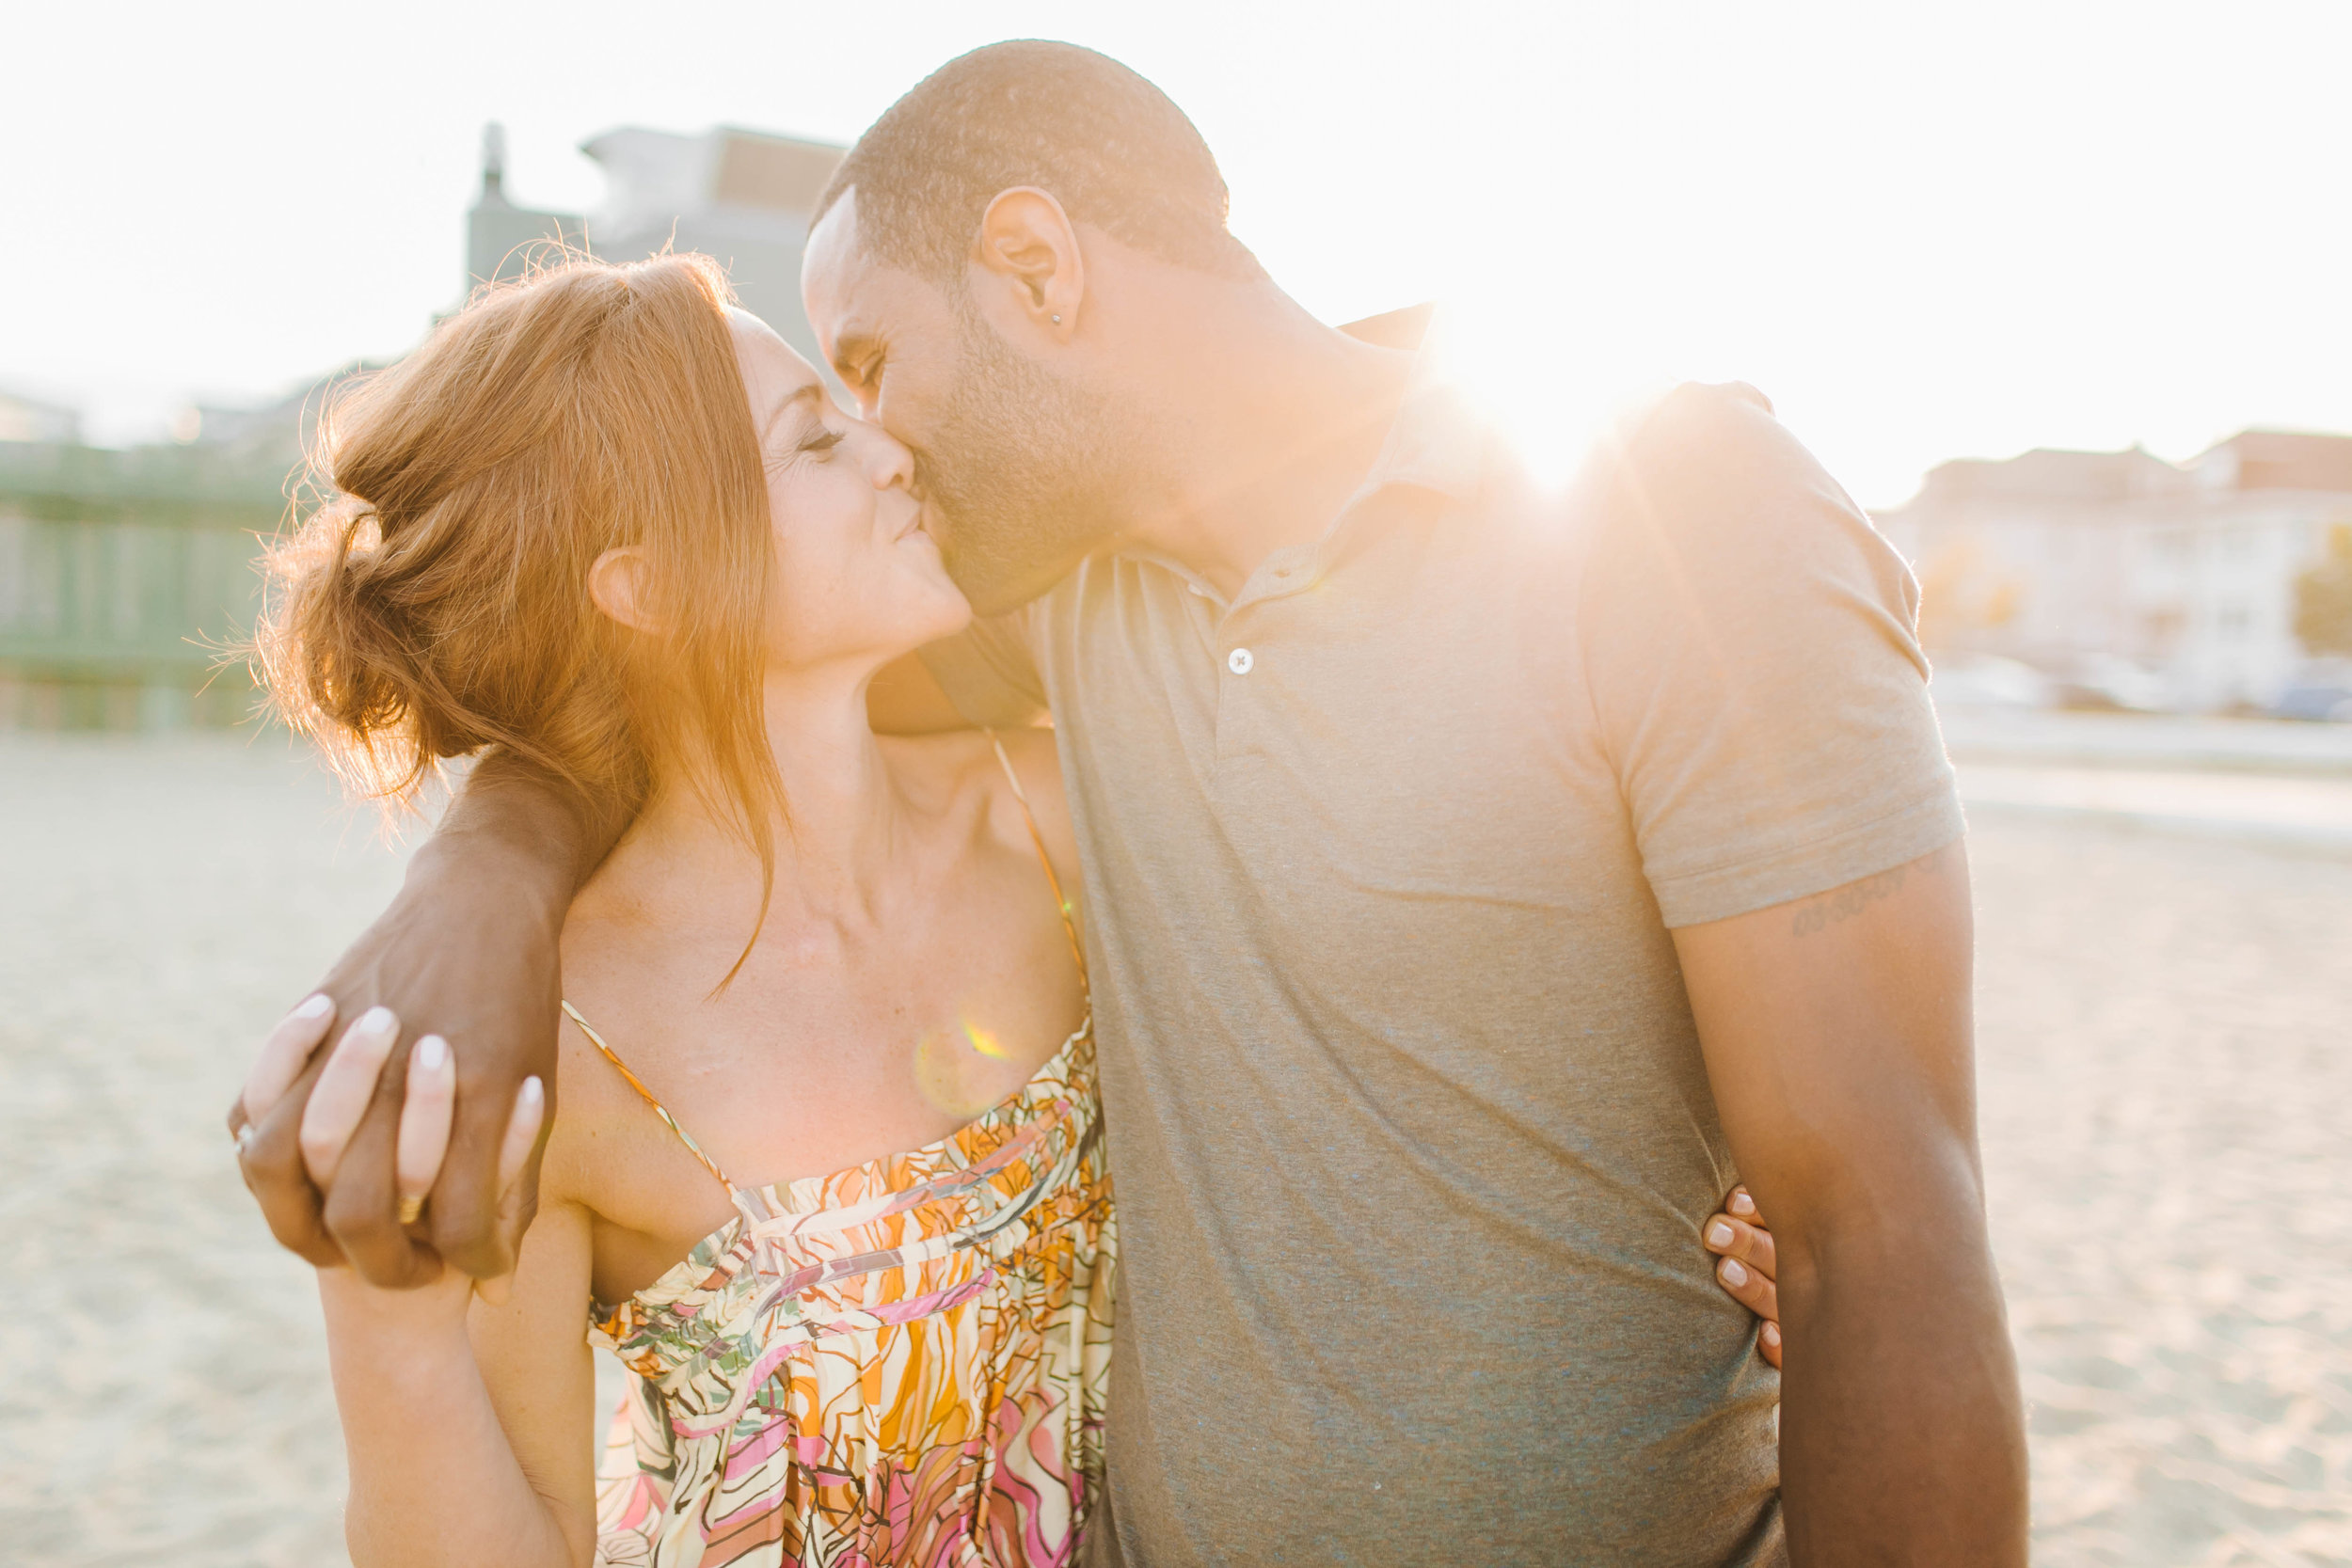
(397, 1194), (426, 1226)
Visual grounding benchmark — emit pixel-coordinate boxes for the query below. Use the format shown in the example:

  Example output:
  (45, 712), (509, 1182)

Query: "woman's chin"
(923, 583), (977, 640)
(886, 565), (975, 649)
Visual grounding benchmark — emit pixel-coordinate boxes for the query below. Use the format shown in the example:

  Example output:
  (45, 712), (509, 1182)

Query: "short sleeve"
(1575, 383), (1963, 928)
(916, 607), (1049, 730)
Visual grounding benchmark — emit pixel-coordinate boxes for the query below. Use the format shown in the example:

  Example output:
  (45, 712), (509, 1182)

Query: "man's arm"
(233, 754), (619, 1287)
(867, 650), (978, 735)
(1674, 839), (2027, 1565)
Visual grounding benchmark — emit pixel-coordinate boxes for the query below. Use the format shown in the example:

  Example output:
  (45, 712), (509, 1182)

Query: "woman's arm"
(322, 1199), (600, 1568)
(322, 1189), (597, 1568)
(249, 1021), (602, 1568)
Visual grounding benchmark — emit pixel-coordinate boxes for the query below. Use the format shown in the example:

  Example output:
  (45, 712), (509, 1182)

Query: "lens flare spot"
(961, 1019), (1011, 1060)
(912, 1015), (1019, 1117)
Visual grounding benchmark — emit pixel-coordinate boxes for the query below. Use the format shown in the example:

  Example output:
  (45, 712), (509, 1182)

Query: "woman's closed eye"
(772, 423), (845, 472)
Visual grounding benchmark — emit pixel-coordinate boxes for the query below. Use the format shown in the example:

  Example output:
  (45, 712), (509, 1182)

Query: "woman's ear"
(587, 546), (663, 636)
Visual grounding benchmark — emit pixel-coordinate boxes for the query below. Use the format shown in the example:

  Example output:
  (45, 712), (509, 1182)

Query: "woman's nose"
(865, 426), (917, 493)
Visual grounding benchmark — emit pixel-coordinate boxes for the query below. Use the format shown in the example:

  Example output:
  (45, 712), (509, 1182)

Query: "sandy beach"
(2, 732), (2346, 1564)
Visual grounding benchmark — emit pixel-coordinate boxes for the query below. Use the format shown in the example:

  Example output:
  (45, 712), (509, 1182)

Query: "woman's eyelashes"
(792, 424), (847, 462)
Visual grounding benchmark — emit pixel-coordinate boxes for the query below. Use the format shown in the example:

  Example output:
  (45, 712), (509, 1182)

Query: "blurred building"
(465, 123), (586, 292)
(466, 120), (845, 366)
(1877, 431), (2352, 711)
(0, 390), (82, 446)
(0, 440), (278, 729)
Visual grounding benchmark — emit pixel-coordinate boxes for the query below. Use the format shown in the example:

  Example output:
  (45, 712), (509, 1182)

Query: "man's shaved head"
(814, 40), (1262, 286)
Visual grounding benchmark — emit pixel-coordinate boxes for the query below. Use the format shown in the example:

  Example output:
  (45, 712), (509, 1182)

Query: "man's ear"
(973, 187), (1084, 341)
(586, 546), (663, 636)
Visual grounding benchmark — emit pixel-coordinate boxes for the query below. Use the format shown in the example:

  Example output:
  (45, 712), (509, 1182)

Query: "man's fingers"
(472, 1077), (551, 1307)
(238, 1050), (347, 1268)
(430, 1072), (547, 1280)
(1758, 1319), (1782, 1370)
(323, 1051), (444, 1290)
(1702, 1212), (1778, 1283)
(394, 1036), (456, 1216)
(297, 1006), (401, 1189)
(236, 993), (336, 1132)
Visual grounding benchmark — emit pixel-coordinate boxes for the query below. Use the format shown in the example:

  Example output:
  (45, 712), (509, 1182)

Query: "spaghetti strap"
(986, 730), (1089, 995)
(561, 999), (739, 1198)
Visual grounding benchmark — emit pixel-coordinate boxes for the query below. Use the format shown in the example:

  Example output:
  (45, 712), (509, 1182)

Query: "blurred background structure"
(1882, 436), (2352, 719)
(464, 119), (844, 363)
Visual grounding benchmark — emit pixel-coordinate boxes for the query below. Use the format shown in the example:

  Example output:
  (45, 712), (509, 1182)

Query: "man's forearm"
(1675, 843), (2026, 1563)
(1775, 1182), (2028, 1563)
(425, 751), (626, 905)
(238, 751), (627, 1285)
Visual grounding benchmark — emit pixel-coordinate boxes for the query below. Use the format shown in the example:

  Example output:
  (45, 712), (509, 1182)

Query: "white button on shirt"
(1227, 648), (1255, 675)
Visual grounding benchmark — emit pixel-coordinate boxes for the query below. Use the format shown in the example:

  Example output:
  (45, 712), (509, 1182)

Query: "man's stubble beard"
(917, 307), (1157, 618)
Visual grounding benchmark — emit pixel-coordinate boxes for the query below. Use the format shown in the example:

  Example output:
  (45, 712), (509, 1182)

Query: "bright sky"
(7, 0), (2346, 506)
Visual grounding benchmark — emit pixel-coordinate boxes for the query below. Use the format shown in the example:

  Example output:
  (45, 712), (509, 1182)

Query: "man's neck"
(1113, 283), (1418, 599)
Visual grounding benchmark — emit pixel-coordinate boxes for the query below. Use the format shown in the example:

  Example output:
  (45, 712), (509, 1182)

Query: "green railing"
(0, 442), (291, 729)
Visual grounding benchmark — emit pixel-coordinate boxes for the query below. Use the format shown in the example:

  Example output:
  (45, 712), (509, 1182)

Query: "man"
(237, 41), (2026, 1565)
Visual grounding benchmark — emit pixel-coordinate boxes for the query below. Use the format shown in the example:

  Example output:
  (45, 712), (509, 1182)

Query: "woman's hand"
(1705, 1185), (1782, 1368)
(239, 999), (546, 1304)
(230, 757), (601, 1291)
(249, 1008), (590, 1568)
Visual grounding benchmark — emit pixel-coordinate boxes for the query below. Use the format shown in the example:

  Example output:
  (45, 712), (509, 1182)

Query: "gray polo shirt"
(921, 343), (1962, 1566)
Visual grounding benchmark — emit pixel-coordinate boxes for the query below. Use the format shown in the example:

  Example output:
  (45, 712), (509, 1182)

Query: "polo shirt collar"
(1348, 311), (1487, 507)
(1110, 307), (1489, 607)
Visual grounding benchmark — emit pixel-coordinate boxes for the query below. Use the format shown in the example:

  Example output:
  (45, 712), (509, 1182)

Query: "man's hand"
(240, 1005), (547, 1300)
(1675, 840), (2028, 1565)
(230, 757), (608, 1288)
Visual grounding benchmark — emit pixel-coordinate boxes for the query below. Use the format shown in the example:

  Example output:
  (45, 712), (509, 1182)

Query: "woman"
(236, 253), (1778, 1568)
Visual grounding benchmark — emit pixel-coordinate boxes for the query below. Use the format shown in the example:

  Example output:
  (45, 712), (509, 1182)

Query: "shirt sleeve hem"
(1651, 788), (1967, 929)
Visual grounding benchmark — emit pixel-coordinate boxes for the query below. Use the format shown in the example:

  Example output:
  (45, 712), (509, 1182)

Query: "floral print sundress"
(572, 738), (1116, 1568)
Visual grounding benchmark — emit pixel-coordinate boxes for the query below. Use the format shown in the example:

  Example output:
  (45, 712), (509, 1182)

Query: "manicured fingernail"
(1762, 1322), (1780, 1345)
(1720, 1258), (1749, 1288)
(1729, 1191), (1756, 1216)
(519, 1076), (544, 1108)
(358, 1006), (396, 1036)
(294, 994), (333, 1021)
(1708, 1222), (1735, 1249)
(415, 1035), (448, 1072)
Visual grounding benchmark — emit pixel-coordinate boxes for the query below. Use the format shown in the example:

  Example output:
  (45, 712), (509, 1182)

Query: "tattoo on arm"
(1788, 845), (1950, 938)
